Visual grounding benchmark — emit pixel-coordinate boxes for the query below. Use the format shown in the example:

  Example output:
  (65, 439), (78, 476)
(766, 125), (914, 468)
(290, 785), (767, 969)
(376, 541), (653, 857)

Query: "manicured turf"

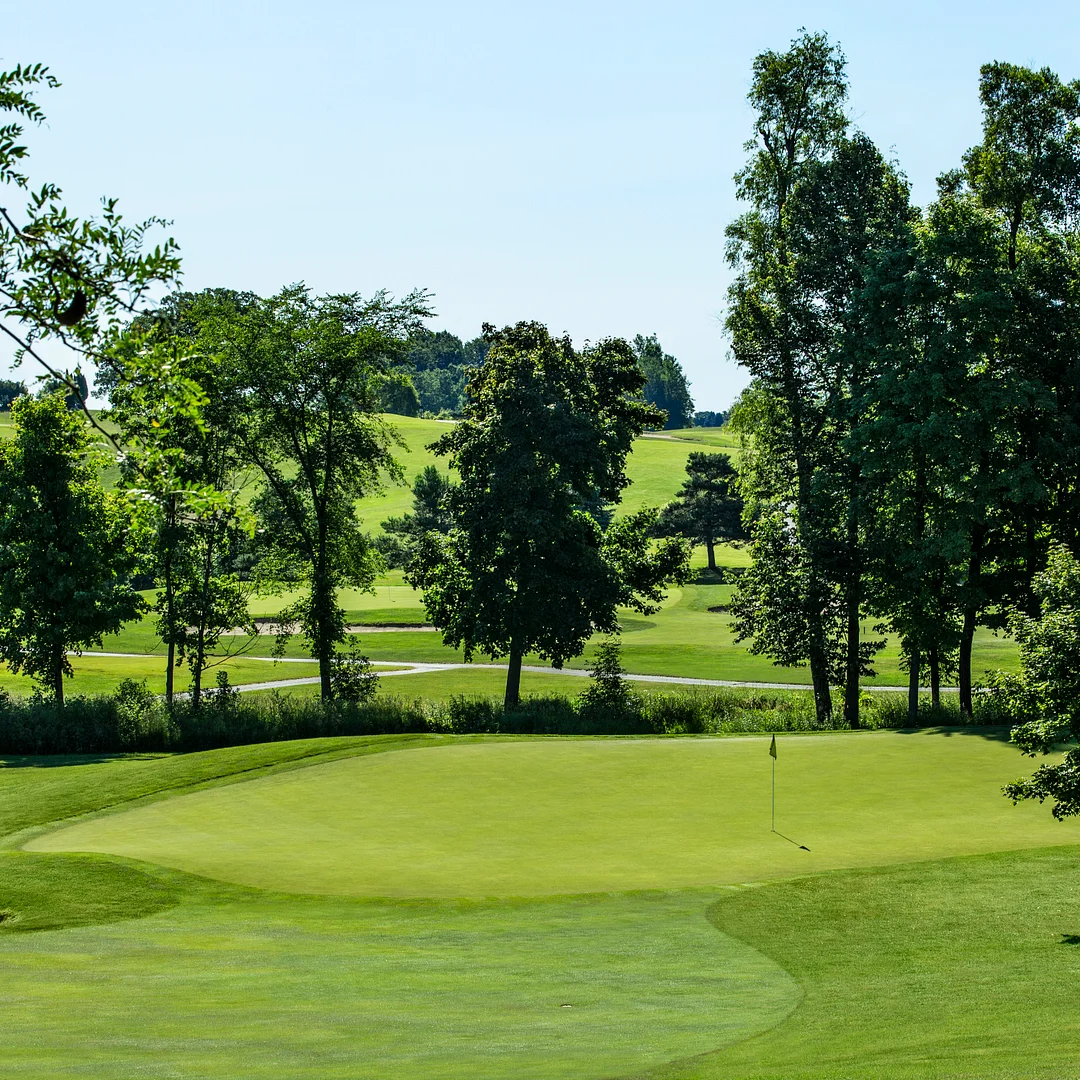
(0, 882), (797, 1079)
(31, 734), (1077, 897)
(6, 733), (1080, 1077)
(690, 846), (1080, 1079)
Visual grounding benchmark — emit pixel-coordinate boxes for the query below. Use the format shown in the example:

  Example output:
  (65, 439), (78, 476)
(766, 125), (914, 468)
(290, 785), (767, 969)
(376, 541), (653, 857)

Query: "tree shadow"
(890, 725), (1016, 744)
(1060, 934), (1080, 946)
(0, 753), (139, 769)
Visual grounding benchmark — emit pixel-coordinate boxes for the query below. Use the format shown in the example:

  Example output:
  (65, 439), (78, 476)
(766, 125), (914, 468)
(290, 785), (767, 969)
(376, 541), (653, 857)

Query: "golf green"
(29, 733), (1079, 896)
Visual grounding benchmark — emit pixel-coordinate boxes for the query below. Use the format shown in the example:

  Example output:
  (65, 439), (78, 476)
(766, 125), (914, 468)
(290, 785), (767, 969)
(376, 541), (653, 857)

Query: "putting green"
(29, 734), (1080, 896)
(0, 887), (797, 1079)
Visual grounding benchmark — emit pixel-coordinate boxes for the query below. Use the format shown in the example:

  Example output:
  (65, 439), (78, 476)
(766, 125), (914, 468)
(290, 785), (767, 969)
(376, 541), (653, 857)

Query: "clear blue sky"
(4, 0), (1079, 409)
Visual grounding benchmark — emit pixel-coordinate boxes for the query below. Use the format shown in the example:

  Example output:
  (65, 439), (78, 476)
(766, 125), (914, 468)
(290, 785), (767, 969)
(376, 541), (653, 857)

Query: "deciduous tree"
(0, 395), (144, 704)
(412, 322), (690, 709)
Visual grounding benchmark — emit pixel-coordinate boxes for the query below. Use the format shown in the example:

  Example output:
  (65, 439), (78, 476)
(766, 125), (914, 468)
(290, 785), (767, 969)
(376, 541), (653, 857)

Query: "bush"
(0, 680), (1015, 758)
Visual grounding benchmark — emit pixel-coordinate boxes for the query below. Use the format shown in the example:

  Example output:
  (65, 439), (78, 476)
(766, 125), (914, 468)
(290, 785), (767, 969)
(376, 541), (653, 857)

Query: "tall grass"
(0, 681), (1016, 756)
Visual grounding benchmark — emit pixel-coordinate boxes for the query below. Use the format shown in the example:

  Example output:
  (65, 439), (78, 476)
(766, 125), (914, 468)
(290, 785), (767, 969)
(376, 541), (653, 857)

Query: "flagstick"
(771, 753), (775, 833)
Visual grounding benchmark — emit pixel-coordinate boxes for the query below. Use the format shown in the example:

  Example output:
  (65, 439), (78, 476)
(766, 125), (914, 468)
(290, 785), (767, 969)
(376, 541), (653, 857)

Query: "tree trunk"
(844, 458), (861, 730)
(807, 640), (833, 726)
(52, 643), (65, 708)
(163, 494), (177, 705)
(313, 511), (334, 701)
(959, 526), (985, 718)
(907, 645), (920, 726)
(706, 538), (717, 572)
(929, 645), (940, 710)
(192, 641), (204, 710)
(844, 589), (860, 729)
(504, 641), (523, 712)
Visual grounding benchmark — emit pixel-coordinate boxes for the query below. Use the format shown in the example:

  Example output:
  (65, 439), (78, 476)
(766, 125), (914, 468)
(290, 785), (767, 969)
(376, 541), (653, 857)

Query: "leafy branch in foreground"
(0, 60), (208, 489)
(999, 545), (1080, 817)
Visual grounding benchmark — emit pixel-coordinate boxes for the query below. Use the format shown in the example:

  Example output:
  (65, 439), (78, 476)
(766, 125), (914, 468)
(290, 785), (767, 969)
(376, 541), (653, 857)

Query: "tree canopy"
(411, 321), (689, 708)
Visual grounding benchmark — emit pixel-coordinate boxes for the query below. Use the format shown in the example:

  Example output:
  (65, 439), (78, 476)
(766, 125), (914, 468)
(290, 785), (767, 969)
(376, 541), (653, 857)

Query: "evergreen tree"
(653, 452), (745, 572)
(632, 334), (694, 429)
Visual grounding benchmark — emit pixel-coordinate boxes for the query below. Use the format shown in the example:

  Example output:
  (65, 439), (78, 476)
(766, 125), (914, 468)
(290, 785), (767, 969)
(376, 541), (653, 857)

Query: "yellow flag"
(769, 735), (777, 759)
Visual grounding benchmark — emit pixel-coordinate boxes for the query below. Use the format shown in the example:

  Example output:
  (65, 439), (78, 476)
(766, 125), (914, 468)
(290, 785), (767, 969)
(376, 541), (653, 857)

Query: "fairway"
(0, 886), (798, 1080)
(31, 733), (1079, 896)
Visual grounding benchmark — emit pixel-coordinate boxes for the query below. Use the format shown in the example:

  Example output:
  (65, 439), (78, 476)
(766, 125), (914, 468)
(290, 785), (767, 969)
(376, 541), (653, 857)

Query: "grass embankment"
(4, 733), (1080, 1076)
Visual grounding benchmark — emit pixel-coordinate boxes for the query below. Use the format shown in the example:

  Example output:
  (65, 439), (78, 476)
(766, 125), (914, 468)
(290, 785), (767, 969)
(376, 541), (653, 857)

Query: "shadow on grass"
(891, 725), (1015, 743)
(0, 752), (152, 769)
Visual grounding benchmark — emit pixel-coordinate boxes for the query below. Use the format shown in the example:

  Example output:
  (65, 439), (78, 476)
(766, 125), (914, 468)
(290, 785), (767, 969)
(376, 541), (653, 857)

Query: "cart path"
(84, 652), (946, 693)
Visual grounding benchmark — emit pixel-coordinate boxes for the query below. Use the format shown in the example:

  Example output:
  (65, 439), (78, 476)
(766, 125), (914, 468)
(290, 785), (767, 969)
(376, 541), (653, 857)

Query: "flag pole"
(769, 733), (777, 832)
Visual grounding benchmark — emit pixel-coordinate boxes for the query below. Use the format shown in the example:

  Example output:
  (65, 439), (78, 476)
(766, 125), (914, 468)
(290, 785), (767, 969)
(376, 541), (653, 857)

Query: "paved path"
(86, 652), (946, 694)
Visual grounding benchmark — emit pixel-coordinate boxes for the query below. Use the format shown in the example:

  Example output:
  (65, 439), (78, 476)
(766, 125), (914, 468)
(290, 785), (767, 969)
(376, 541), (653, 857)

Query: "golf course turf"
(6, 732), (1080, 1077)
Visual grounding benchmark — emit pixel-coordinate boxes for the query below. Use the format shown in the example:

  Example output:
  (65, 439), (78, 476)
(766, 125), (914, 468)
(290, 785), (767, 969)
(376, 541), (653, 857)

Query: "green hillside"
(356, 415), (730, 531)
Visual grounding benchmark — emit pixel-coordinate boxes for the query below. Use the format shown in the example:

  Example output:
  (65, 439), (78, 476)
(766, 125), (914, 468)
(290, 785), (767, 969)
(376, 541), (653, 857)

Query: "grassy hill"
(354, 414), (729, 531)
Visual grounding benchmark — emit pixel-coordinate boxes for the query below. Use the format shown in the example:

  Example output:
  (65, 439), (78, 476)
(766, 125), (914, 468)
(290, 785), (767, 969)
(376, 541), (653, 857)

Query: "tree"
(0, 62), (200, 478)
(0, 379), (26, 409)
(632, 334), (694, 429)
(223, 284), (431, 699)
(108, 288), (258, 705)
(375, 465), (456, 570)
(999, 545), (1080, 818)
(0, 394), (144, 704)
(411, 321), (690, 710)
(653, 452), (745, 572)
(725, 31), (864, 725)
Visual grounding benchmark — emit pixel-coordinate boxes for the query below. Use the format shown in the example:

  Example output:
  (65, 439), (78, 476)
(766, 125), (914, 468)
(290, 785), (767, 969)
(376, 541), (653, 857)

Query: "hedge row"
(0, 679), (1014, 757)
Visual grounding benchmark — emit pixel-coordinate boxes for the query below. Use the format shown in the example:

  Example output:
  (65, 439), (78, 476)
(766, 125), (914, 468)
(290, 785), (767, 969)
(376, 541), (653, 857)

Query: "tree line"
(724, 32), (1080, 728)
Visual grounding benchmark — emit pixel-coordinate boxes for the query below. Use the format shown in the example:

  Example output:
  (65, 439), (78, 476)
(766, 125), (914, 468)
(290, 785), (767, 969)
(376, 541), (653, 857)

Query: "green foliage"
(0, 395), (145, 704)
(375, 465), (456, 570)
(996, 545), (1080, 817)
(405, 327), (488, 415)
(632, 333), (694, 429)
(412, 321), (690, 706)
(692, 409), (728, 427)
(375, 371), (420, 416)
(222, 285), (432, 698)
(653, 451), (745, 570)
(578, 638), (634, 720)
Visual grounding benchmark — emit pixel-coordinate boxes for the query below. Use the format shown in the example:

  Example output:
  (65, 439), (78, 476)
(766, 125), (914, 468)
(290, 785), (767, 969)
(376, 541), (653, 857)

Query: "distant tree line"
(725, 32), (1080, 731)
(372, 325), (714, 431)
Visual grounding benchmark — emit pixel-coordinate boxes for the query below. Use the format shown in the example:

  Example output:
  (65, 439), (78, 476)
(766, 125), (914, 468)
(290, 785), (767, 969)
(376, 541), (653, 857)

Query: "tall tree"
(632, 334), (694, 429)
(652, 452), (745, 572)
(223, 285), (431, 699)
(725, 31), (851, 725)
(412, 322), (690, 709)
(108, 288), (258, 705)
(0, 394), (144, 704)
